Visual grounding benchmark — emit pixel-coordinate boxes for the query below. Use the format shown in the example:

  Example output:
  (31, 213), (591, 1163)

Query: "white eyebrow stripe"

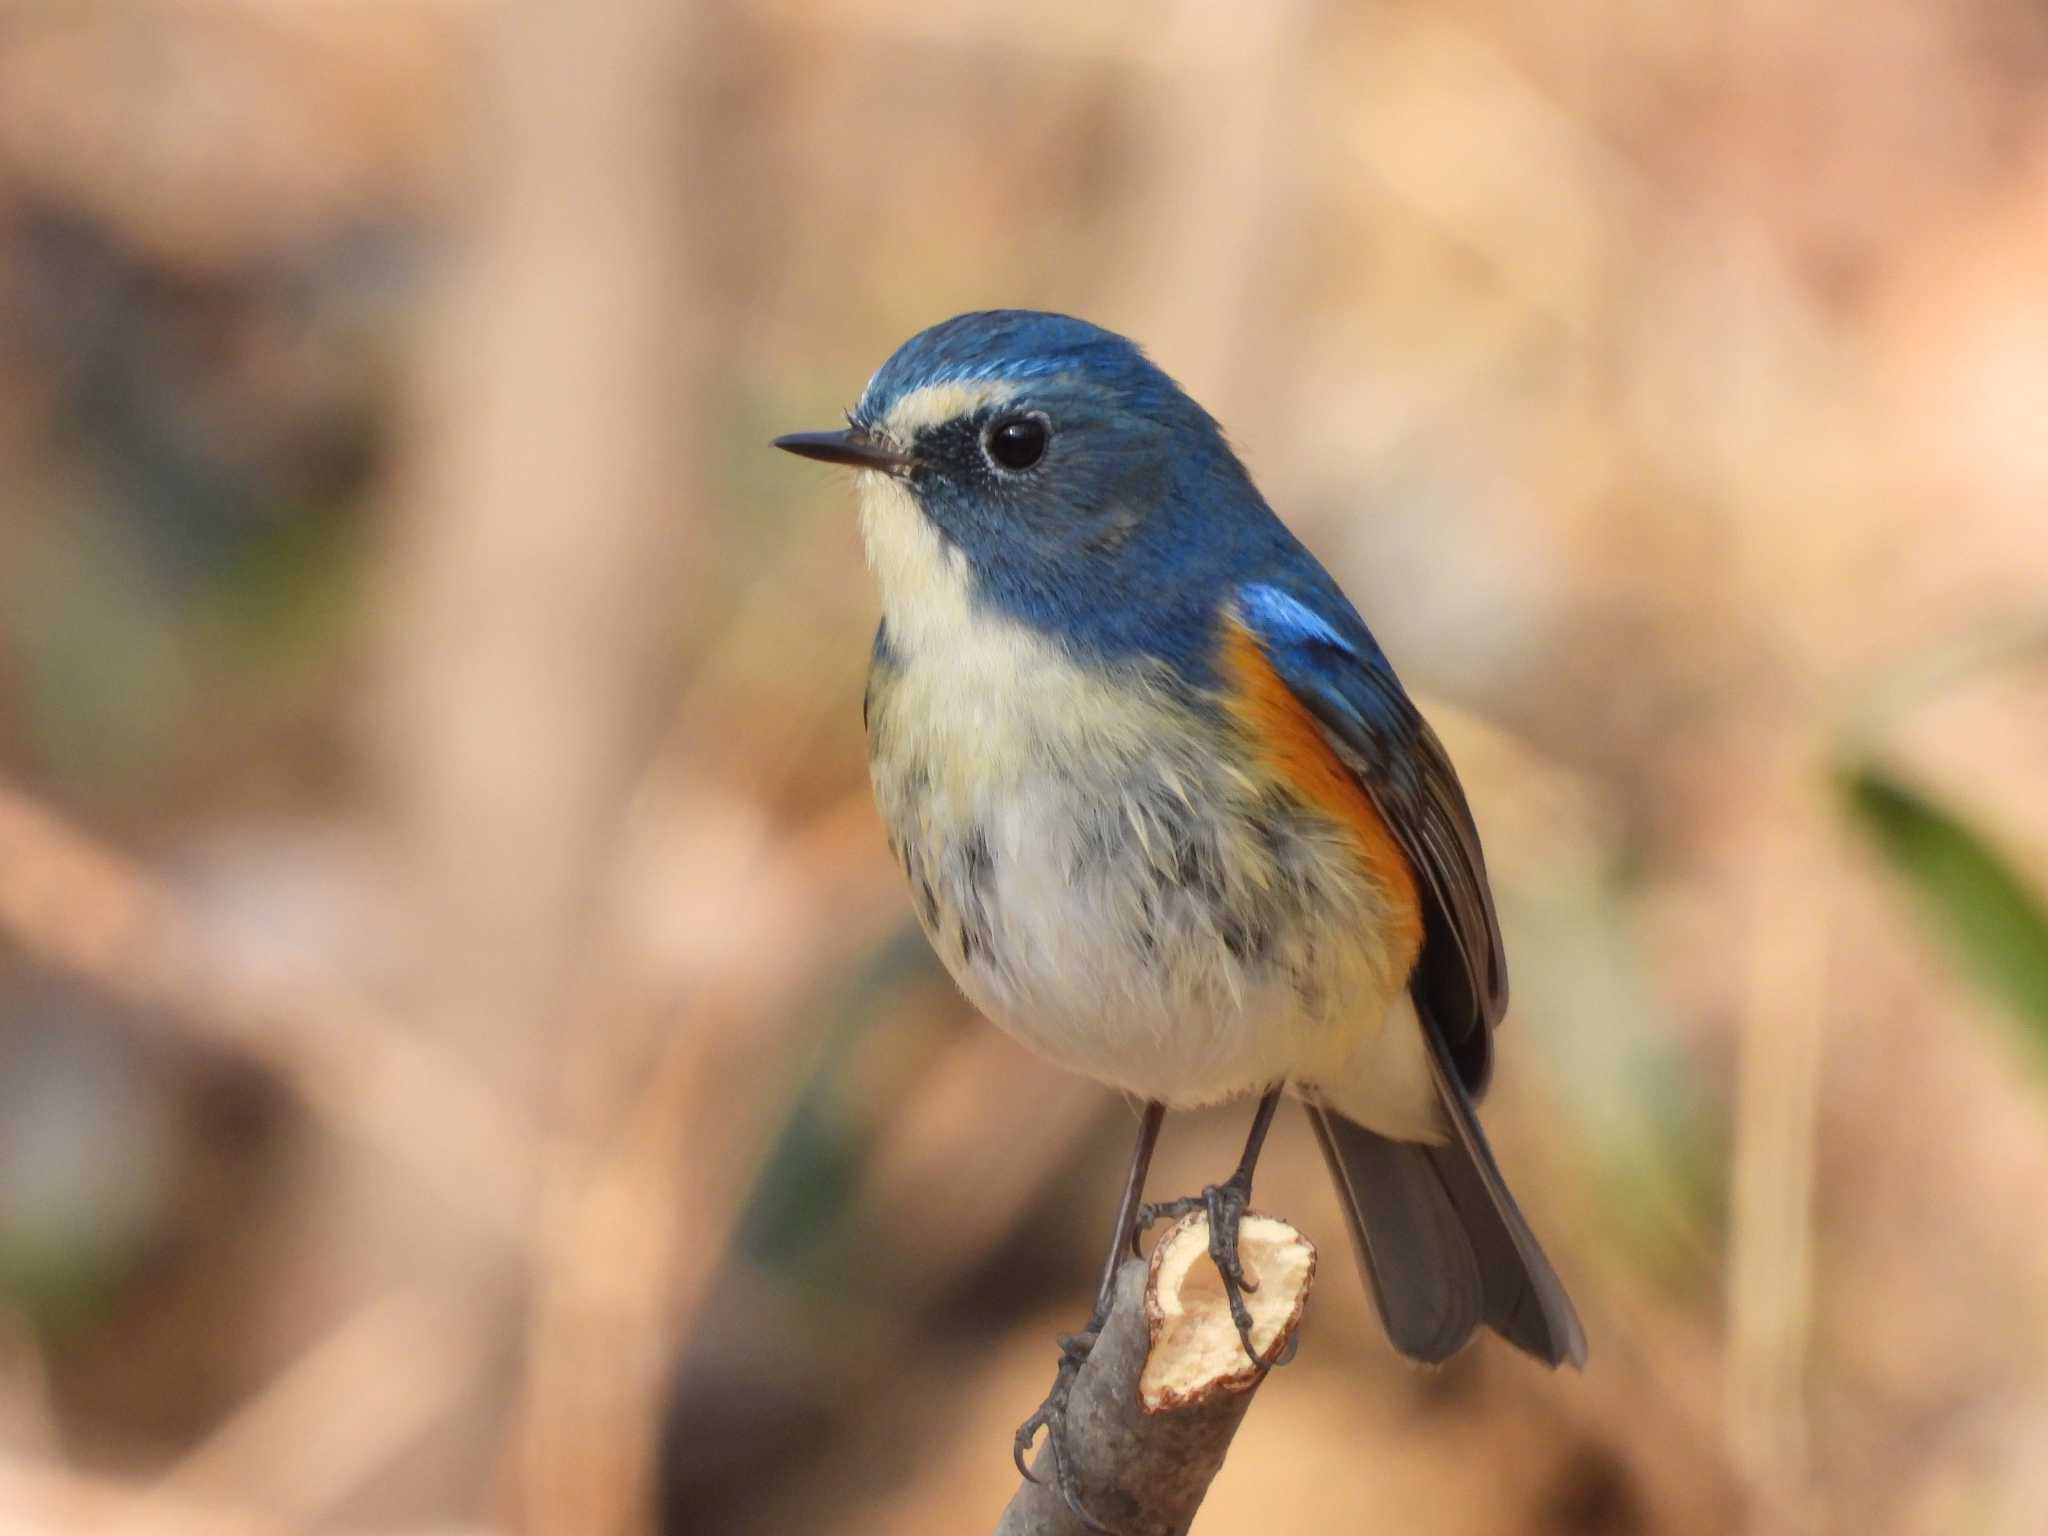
(1238, 583), (1356, 653)
(879, 379), (1023, 438)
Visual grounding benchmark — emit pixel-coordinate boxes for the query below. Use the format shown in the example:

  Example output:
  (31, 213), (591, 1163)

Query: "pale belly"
(865, 644), (1441, 1137)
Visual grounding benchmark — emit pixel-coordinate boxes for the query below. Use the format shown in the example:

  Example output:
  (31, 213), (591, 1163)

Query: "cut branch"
(997, 1213), (1315, 1536)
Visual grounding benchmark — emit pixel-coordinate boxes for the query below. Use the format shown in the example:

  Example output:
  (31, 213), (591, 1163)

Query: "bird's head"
(777, 310), (1277, 663)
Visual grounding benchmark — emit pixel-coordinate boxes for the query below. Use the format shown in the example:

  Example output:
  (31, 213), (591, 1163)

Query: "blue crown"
(855, 310), (1183, 426)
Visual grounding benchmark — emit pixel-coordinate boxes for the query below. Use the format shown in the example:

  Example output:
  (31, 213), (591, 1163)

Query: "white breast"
(854, 467), (1441, 1136)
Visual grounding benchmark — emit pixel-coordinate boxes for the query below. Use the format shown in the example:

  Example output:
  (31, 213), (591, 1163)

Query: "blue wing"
(1237, 582), (1508, 1096)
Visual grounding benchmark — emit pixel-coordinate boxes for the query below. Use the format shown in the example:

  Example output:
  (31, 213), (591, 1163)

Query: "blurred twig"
(0, 779), (534, 1238)
(0, 1455), (277, 1536)
(135, 1290), (493, 1534)
(1838, 611), (2048, 754)
(369, 0), (708, 1526)
(1725, 810), (1826, 1536)
(0, 1453), (508, 1536)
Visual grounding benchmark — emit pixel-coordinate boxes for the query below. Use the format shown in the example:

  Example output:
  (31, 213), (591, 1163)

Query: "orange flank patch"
(1218, 616), (1424, 961)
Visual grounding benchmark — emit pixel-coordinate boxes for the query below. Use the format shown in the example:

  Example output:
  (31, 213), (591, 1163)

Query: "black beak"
(772, 427), (911, 474)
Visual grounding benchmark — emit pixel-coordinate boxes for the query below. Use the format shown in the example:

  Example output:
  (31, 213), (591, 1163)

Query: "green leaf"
(1842, 766), (2048, 1046)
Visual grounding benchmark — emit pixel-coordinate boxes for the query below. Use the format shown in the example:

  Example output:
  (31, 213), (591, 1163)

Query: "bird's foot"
(1139, 1174), (1283, 1367)
(1013, 1329), (1118, 1533)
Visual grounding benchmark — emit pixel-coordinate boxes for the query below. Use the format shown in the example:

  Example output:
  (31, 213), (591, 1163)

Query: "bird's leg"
(1138, 1084), (1285, 1365)
(1012, 1099), (1165, 1529)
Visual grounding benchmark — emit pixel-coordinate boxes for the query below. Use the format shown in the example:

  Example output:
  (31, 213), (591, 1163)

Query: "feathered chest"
(867, 618), (1396, 986)
(849, 467), (1421, 1105)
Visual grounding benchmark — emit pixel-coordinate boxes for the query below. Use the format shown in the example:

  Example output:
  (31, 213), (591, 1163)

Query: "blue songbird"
(776, 310), (1583, 1521)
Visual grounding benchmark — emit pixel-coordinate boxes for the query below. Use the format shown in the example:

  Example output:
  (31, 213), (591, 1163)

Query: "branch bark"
(997, 1213), (1316, 1536)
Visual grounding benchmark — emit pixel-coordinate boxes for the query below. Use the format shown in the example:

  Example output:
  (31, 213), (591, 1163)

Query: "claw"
(1011, 1331), (1121, 1533)
(1013, 1410), (1046, 1482)
(1136, 1194), (1199, 1231)
(1067, 1493), (1116, 1534)
(1141, 1181), (1276, 1365)
(1053, 1431), (1116, 1536)
(1191, 1176), (1274, 1366)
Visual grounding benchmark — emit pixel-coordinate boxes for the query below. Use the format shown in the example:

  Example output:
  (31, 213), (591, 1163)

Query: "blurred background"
(1, 1), (2046, 1532)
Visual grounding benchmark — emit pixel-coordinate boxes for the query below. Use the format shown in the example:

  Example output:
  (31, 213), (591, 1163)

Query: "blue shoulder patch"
(1238, 583), (1357, 655)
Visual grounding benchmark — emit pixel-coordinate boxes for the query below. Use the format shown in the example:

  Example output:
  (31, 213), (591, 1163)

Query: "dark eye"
(984, 414), (1049, 471)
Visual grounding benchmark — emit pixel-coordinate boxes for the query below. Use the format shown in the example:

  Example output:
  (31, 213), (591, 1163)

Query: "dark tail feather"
(1309, 1040), (1587, 1369)
(1307, 1104), (1482, 1363)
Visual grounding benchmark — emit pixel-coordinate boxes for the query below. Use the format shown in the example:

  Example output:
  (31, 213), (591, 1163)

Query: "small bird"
(776, 311), (1584, 1517)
